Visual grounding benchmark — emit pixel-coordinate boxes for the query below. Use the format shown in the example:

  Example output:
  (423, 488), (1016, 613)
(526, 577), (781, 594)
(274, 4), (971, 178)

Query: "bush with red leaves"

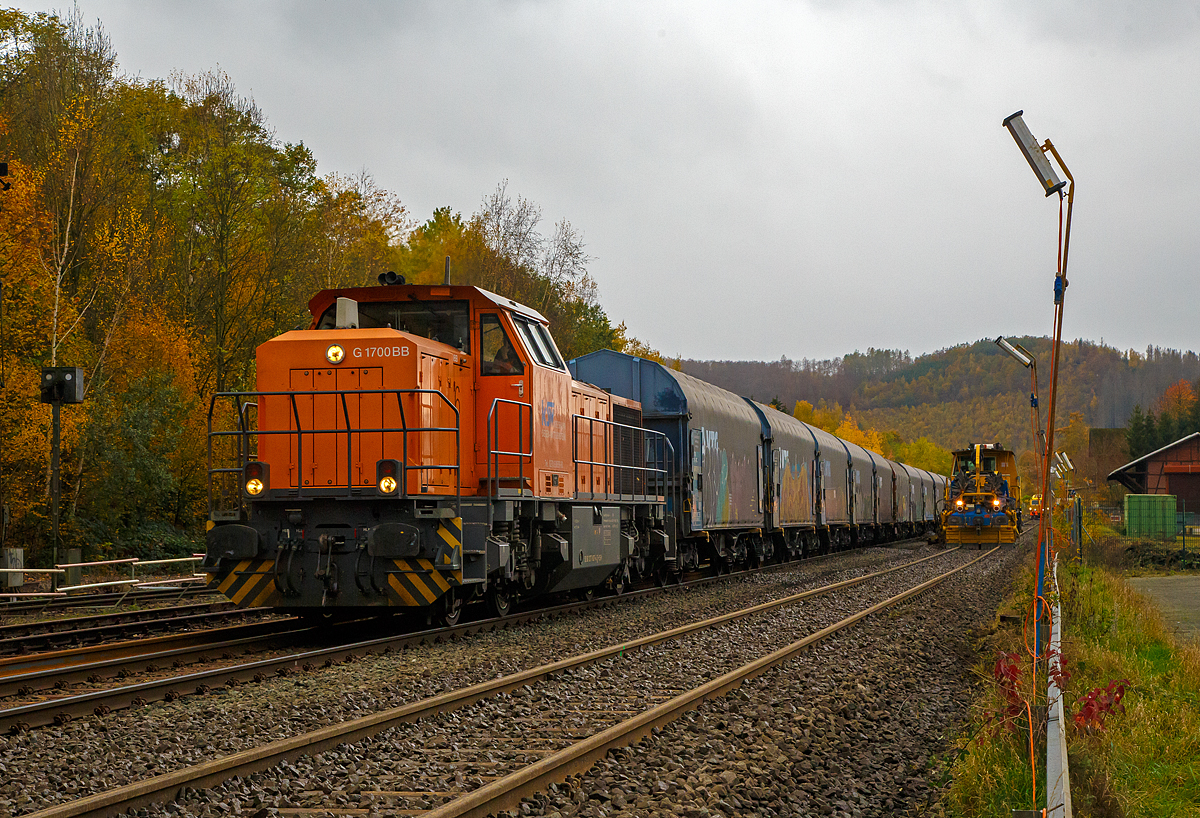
(989, 651), (1027, 731)
(1073, 679), (1130, 732)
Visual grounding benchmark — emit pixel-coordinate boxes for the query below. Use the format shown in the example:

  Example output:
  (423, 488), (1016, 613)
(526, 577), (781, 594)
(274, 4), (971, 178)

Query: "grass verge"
(940, 534), (1200, 817)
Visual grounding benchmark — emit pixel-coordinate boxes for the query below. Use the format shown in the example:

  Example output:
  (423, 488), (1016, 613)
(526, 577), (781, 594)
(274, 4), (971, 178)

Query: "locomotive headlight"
(955, 499), (964, 509)
(376, 459), (401, 495)
(243, 461), (269, 497)
(993, 498), (1002, 508)
(326, 344), (346, 364)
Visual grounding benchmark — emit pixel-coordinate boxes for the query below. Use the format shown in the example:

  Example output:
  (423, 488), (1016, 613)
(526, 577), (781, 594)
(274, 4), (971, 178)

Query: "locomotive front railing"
(207, 388), (461, 520)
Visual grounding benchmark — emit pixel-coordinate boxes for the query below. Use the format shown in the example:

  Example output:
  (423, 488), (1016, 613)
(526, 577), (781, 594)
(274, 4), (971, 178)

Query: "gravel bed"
(150, 546), (988, 817)
(516, 542), (1023, 818)
(0, 544), (962, 816)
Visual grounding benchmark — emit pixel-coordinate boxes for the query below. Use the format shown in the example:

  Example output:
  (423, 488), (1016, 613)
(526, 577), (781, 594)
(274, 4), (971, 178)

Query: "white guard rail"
(1046, 556), (1073, 817)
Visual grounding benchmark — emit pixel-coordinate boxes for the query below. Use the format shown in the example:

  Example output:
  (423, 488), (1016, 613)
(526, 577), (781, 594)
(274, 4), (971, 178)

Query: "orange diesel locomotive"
(203, 278), (673, 624)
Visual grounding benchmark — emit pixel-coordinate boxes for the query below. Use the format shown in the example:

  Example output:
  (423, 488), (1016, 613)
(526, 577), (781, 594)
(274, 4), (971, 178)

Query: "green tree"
(80, 370), (194, 555)
(1125, 405), (1148, 460)
(160, 70), (314, 393)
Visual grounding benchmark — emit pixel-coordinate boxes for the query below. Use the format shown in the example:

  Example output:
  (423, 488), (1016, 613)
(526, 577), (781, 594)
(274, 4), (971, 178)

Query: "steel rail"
(0, 616), (299, 681)
(431, 546), (999, 818)
(1, 541), (926, 731)
(0, 600), (236, 639)
(0, 604), (261, 655)
(20, 545), (971, 818)
(0, 555), (796, 729)
(0, 585), (215, 615)
(0, 565), (766, 730)
(0, 622), (326, 703)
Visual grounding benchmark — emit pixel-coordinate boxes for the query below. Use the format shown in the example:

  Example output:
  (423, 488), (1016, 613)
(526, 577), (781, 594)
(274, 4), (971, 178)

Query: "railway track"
(15, 544), (995, 818)
(0, 543), (917, 733)
(0, 602), (270, 655)
(0, 585), (214, 617)
(0, 616), (333, 730)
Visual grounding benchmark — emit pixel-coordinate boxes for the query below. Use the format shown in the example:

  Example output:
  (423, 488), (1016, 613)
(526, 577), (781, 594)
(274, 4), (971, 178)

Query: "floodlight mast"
(995, 336), (1033, 367)
(1003, 111), (1067, 197)
(1001, 110), (1074, 522)
(995, 336), (1044, 489)
(1002, 110), (1076, 723)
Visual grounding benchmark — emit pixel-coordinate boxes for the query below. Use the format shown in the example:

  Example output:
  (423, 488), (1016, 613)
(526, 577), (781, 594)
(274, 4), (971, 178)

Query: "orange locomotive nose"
(256, 328), (462, 495)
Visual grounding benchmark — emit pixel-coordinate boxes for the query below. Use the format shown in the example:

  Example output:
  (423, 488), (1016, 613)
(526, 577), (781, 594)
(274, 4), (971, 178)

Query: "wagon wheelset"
(487, 582), (513, 618)
(653, 561), (680, 588)
(438, 588), (464, 627)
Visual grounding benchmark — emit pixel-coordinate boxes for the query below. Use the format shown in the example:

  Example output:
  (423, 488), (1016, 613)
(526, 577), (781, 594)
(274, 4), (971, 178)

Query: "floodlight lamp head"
(1003, 111), (1067, 197)
(1061, 452), (1074, 471)
(995, 336), (1033, 367)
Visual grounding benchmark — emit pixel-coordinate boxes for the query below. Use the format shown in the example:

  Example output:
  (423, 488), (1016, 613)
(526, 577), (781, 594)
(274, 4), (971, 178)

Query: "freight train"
(202, 279), (947, 623)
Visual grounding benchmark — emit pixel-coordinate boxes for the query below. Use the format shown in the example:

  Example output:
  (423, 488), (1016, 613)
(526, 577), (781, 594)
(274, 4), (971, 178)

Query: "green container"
(1124, 494), (1177, 540)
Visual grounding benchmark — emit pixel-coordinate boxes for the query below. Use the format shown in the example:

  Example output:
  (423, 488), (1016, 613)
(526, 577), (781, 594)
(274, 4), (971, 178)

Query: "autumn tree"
(157, 70), (316, 393)
(0, 8), (639, 562)
(395, 184), (634, 361)
(306, 171), (409, 291)
(1154, 378), (1196, 419)
(835, 413), (884, 455)
(884, 436), (952, 475)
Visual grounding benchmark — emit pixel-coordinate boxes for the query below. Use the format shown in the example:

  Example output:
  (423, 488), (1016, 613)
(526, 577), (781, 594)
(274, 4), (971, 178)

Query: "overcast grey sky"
(18, 1), (1200, 361)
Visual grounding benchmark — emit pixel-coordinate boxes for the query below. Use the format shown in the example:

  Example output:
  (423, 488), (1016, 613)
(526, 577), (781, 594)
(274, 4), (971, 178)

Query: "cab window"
(316, 299), (471, 353)
(480, 314), (524, 376)
(513, 315), (565, 370)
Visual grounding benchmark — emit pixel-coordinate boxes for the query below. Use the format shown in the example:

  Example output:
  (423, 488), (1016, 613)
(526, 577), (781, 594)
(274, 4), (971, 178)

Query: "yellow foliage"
(610, 322), (665, 364)
(835, 413), (885, 454)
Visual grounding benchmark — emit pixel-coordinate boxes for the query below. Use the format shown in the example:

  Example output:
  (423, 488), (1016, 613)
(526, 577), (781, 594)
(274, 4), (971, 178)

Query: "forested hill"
(681, 340), (1200, 452)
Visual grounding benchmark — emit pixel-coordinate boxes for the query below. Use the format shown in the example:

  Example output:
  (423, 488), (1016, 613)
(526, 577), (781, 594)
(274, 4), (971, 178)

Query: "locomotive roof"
(951, 443), (1013, 455)
(306, 284), (551, 325)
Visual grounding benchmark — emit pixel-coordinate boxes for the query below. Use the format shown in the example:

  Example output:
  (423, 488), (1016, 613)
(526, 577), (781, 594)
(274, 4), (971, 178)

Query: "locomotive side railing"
(571, 414), (672, 503)
(207, 389), (461, 520)
(486, 397), (534, 500)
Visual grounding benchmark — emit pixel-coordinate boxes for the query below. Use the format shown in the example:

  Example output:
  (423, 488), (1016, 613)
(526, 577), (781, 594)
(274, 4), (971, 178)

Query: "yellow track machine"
(943, 443), (1020, 546)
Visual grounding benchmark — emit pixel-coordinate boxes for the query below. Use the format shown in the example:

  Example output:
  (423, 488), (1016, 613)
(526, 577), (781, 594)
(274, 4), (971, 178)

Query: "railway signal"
(40, 367), (86, 589)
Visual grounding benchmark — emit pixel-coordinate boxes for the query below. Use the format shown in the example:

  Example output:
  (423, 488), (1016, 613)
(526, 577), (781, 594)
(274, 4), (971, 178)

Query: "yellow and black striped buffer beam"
(435, 517), (463, 568)
(213, 559), (283, 608)
(383, 519), (464, 606)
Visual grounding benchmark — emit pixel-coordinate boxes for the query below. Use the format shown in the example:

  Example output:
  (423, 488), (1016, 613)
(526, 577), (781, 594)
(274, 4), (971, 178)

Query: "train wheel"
(488, 584), (513, 618)
(439, 589), (463, 627)
(611, 568), (628, 596)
